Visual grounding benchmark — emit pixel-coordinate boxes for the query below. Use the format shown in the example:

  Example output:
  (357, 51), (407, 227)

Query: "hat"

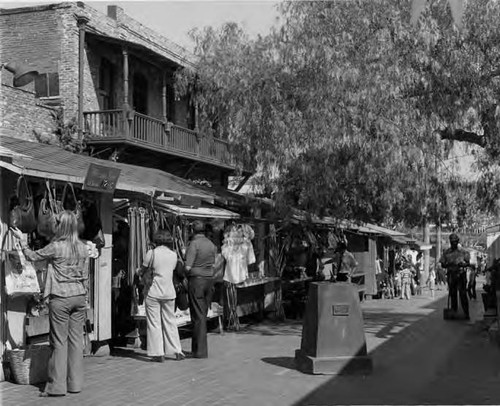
(449, 233), (460, 242)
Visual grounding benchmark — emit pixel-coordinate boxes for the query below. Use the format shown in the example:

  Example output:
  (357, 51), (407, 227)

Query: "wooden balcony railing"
(84, 110), (234, 168)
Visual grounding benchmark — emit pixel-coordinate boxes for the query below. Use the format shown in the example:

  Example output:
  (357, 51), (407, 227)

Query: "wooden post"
(122, 47), (130, 138)
(77, 15), (89, 142)
(93, 193), (113, 354)
(162, 72), (167, 123)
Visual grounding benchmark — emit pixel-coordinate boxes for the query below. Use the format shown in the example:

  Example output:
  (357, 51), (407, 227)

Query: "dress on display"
(221, 224), (256, 284)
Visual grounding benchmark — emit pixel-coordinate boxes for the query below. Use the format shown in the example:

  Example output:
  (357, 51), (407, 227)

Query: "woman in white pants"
(137, 230), (184, 362)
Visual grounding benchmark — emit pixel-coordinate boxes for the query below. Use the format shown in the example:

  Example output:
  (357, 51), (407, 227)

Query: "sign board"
(83, 164), (121, 194)
(332, 304), (350, 316)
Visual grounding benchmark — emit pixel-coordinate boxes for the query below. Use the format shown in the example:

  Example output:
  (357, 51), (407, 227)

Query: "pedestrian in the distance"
(439, 233), (470, 320)
(185, 220), (216, 358)
(427, 268), (436, 298)
(400, 262), (413, 300)
(137, 229), (185, 362)
(11, 211), (90, 397)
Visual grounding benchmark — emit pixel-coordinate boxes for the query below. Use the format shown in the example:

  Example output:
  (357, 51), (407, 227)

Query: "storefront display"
(1, 174), (105, 353)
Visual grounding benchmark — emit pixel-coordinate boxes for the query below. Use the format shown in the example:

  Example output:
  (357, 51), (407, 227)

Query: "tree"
(178, 0), (499, 226)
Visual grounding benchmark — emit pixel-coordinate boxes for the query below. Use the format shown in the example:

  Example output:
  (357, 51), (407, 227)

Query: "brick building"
(0, 2), (240, 186)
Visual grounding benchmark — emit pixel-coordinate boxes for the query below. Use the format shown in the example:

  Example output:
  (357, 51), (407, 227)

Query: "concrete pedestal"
(295, 282), (372, 375)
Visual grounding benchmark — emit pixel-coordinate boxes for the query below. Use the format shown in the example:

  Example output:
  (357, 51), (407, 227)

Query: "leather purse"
(173, 259), (189, 311)
(37, 181), (63, 239)
(61, 182), (85, 234)
(9, 176), (36, 233)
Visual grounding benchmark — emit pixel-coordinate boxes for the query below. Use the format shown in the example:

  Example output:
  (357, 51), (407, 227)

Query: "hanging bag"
(9, 176), (36, 233)
(138, 249), (155, 298)
(37, 181), (63, 239)
(212, 251), (225, 283)
(61, 182), (84, 234)
(5, 244), (41, 297)
(173, 259), (189, 311)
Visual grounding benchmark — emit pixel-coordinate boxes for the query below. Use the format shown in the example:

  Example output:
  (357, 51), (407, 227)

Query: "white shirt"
(222, 241), (256, 284)
(143, 246), (177, 300)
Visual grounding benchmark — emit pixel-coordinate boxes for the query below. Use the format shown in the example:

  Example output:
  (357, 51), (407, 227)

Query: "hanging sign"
(83, 163), (121, 193)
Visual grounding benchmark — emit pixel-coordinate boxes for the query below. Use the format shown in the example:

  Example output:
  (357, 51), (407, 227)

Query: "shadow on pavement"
(110, 347), (151, 362)
(261, 356), (296, 371)
(291, 295), (500, 405)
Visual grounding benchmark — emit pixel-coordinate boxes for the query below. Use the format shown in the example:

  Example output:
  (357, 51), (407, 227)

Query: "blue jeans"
(45, 295), (86, 395)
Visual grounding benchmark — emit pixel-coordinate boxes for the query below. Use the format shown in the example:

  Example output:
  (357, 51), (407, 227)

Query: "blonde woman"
(11, 210), (90, 397)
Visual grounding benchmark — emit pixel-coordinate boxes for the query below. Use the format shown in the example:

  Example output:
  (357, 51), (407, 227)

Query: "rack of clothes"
(221, 223), (257, 331)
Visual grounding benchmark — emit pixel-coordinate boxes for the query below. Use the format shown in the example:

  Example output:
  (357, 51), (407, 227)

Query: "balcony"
(83, 110), (235, 170)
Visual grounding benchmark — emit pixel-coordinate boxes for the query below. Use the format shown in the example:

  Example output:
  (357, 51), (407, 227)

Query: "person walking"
(400, 263), (413, 300)
(11, 211), (90, 397)
(185, 220), (216, 358)
(427, 268), (436, 298)
(327, 239), (358, 282)
(439, 233), (470, 319)
(137, 229), (184, 362)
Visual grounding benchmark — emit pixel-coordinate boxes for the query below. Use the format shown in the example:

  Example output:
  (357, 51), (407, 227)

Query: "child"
(427, 268), (436, 298)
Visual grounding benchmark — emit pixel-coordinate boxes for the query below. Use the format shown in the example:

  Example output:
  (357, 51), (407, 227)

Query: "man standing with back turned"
(440, 233), (470, 320)
(185, 220), (216, 358)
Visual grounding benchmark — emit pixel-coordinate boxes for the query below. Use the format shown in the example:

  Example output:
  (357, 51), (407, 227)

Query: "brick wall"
(0, 4), (65, 77)
(0, 85), (57, 141)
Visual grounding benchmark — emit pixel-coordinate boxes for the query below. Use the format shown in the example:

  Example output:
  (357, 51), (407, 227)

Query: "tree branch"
(438, 128), (486, 147)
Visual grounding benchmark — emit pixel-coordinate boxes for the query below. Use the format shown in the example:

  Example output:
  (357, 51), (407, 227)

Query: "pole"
(76, 16), (89, 142)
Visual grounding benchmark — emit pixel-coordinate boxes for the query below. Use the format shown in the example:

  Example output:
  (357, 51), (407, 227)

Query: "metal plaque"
(332, 304), (350, 316)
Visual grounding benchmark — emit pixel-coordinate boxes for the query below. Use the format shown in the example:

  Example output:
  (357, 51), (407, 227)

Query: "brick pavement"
(2, 286), (499, 406)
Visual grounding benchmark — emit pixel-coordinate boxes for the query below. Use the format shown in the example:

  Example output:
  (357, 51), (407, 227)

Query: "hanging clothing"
(221, 224), (256, 284)
(222, 241), (256, 284)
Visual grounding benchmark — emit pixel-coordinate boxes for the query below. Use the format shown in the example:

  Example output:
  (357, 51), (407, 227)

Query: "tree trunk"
(422, 220), (430, 292)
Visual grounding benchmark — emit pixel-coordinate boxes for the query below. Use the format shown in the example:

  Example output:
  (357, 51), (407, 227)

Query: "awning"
(0, 136), (213, 202)
(155, 201), (240, 220)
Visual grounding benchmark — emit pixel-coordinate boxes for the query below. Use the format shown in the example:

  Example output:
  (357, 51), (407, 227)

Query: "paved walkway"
(2, 286), (499, 406)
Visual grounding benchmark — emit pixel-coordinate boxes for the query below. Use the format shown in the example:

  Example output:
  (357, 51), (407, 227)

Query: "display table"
(225, 277), (281, 331)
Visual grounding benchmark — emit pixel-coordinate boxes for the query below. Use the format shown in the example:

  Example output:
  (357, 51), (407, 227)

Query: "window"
(35, 73), (59, 98)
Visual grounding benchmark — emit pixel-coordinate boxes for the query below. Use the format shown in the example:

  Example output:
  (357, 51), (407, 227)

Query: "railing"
(84, 109), (235, 168)
(131, 112), (166, 147)
(169, 124), (199, 154)
(84, 110), (124, 138)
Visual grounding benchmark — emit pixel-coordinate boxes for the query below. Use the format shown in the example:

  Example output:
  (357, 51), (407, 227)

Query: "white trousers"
(145, 296), (182, 356)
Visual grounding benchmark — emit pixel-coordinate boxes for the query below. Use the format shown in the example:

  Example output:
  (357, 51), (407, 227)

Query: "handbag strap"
(16, 176), (32, 208)
(61, 182), (79, 211)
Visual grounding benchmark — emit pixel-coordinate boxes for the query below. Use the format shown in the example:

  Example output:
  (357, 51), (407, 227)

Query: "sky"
(0, 0), (281, 50)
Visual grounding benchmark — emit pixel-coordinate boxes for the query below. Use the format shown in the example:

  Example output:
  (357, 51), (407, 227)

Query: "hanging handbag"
(173, 259), (189, 311)
(37, 181), (63, 239)
(138, 249), (155, 298)
(5, 245), (41, 297)
(61, 182), (84, 234)
(212, 252), (225, 283)
(9, 176), (36, 233)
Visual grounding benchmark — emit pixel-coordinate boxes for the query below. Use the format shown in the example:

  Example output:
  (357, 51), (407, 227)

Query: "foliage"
(34, 109), (86, 154)
(178, 0), (500, 227)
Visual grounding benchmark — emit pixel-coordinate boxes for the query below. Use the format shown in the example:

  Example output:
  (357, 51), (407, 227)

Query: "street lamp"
(0, 62), (38, 87)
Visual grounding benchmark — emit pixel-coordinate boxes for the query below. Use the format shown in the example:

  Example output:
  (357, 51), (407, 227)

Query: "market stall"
(113, 197), (242, 346)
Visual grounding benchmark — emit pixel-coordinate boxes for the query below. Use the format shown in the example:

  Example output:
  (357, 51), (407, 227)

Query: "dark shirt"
(185, 234), (216, 278)
(439, 246), (470, 274)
